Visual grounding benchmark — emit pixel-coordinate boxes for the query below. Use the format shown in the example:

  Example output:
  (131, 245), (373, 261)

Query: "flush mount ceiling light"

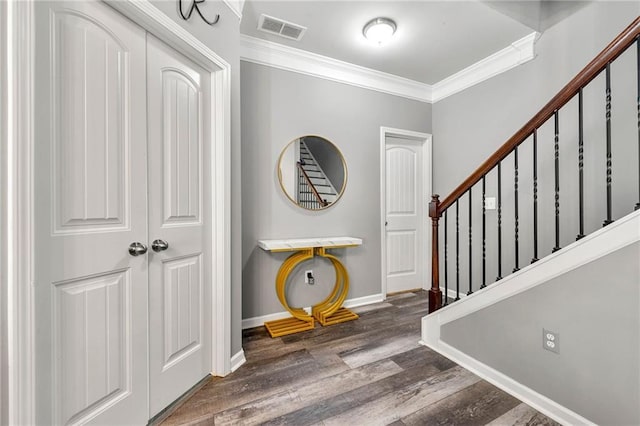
(363, 17), (397, 45)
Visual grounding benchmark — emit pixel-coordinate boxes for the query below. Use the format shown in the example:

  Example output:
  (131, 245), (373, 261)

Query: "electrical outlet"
(543, 329), (560, 354)
(305, 270), (314, 285)
(485, 197), (496, 210)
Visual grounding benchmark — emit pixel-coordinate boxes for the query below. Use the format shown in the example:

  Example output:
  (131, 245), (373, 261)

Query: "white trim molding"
(4, 0), (35, 423)
(230, 349), (246, 373)
(241, 293), (385, 330)
(222, 0), (244, 20)
(422, 209), (640, 426)
(240, 32), (538, 104)
(431, 32), (538, 102)
(1, 3), (7, 423)
(240, 35), (433, 103)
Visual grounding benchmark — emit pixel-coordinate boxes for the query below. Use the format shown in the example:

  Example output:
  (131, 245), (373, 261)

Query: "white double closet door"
(34, 1), (212, 424)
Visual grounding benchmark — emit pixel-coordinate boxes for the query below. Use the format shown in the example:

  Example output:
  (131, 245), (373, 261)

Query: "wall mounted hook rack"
(179, 0), (220, 25)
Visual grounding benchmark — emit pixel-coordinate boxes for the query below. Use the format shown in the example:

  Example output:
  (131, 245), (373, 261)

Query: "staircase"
(422, 16), (640, 426)
(297, 140), (338, 209)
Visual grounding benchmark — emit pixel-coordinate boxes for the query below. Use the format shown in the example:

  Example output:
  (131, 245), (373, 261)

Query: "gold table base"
(265, 247), (358, 337)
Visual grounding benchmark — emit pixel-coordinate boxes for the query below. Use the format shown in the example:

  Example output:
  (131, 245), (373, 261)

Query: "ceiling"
(240, 1), (590, 85)
(240, 1), (538, 85)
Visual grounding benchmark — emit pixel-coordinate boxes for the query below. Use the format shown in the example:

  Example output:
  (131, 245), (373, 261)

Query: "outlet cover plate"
(543, 329), (560, 354)
(485, 197), (496, 210)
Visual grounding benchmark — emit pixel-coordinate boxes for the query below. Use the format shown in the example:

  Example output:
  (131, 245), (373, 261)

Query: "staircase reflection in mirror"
(278, 135), (347, 210)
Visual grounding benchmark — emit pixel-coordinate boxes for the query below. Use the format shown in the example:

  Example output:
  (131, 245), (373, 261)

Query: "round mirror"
(278, 136), (347, 210)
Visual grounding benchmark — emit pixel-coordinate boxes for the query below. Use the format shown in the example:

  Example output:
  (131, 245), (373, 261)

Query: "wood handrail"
(434, 16), (640, 215)
(297, 162), (328, 207)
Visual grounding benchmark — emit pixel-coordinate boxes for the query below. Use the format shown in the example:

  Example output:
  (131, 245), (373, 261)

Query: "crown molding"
(222, 0), (244, 20)
(431, 32), (539, 102)
(240, 35), (433, 103)
(240, 31), (539, 104)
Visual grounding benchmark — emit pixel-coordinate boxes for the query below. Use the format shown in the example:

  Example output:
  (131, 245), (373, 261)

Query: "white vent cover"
(258, 14), (307, 41)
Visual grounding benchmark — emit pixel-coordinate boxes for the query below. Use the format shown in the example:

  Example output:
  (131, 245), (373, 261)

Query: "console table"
(257, 237), (362, 337)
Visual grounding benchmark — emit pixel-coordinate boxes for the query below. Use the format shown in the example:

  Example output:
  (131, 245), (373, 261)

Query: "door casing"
(2, 1), (232, 423)
(379, 127), (432, 297)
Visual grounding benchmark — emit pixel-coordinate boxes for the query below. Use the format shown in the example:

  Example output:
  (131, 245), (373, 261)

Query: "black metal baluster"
(497, 162), (502, 280)
(455, 200), (460, 301)
(577, 89), (586, 240)
(637, 37), (640, 211)
(553, 111), (561, 253)
(299, 168), (303, 206)
(444, 210), (448, 306)
(481, 176), (486, 289)
(604, 62), (613, 226)
(532, 130), (539, 263)
(468, 189), (473, 295)
(513, 146), (520, 272)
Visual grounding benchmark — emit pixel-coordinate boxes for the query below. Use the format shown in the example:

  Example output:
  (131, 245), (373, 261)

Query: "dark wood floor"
(160, 291), (559, 425)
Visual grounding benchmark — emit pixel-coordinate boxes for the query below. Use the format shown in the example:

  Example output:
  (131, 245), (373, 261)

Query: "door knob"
(128, 242), (148, 256)
(151, 239), (169, 252)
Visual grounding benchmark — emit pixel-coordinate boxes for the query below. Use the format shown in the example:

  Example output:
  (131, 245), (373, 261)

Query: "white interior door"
(385, 137), (427, 294)
(34, 1), (149, 424)
(146, 34), (212, 417)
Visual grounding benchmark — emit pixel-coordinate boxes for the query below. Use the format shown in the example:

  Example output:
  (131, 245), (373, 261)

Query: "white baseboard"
(230, 349), (246, 373)
(441, 288), (468, 302)
(419, 335), (594, 425)
(343, 293), (385, 309)
(241, 293), (385, 330)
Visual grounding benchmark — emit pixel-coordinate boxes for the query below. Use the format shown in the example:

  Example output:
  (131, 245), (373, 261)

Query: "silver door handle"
(128, 242), (148, 256)
(151, 239), (169, 252)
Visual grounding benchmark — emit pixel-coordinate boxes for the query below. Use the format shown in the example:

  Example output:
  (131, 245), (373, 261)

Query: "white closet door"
(33, 1), (149, 424)
(146, 33), (212, 417)
(385, 139), (427, 293)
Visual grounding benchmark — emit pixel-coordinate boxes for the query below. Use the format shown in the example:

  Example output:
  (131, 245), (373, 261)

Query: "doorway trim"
(379, 127), (433, 297)
(2, 1), (232, 423)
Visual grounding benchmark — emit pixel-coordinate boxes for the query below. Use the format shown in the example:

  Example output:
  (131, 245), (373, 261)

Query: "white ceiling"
(240, 1), (537, 84)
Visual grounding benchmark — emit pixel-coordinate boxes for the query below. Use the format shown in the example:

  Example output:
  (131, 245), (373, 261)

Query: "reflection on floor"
(160, 290), (559, 425)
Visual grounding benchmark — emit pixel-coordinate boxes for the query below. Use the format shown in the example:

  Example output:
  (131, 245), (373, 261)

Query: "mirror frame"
(277, 135), (348, 211)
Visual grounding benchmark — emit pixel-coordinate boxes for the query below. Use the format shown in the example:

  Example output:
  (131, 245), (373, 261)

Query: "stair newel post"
(429, 195), (443, 313)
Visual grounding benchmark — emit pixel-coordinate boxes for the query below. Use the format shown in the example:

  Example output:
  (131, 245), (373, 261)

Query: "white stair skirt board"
(230, 350), (246, 373)
(242, 293), (385, 329)
(422, 209), (640, 426)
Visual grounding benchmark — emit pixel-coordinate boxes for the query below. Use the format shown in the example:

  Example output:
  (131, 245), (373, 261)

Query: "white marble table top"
(258, 237), (362, 252)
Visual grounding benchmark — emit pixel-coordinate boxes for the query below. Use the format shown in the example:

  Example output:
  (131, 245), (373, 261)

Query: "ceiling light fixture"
(363, 17), (397, 45)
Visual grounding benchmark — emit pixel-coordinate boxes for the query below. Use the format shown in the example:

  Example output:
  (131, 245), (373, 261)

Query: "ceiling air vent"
(258, 14), (307, 41)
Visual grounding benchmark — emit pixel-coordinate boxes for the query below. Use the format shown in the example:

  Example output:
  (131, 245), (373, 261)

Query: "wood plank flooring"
(159, 291), (559, 426)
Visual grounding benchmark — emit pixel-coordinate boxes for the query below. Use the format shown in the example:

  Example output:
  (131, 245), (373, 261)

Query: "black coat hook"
(179, 0), (220, 25)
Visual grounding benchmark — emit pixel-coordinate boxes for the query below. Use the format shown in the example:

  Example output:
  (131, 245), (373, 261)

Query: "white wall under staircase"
(422, 209), (640, 425)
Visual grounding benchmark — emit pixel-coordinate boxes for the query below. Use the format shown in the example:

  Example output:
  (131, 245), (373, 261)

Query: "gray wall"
(241, 61), (432, 320)
(441, 241), (640, 425)
(149, 1), (243, 355)
(433, 2), (640, 292)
